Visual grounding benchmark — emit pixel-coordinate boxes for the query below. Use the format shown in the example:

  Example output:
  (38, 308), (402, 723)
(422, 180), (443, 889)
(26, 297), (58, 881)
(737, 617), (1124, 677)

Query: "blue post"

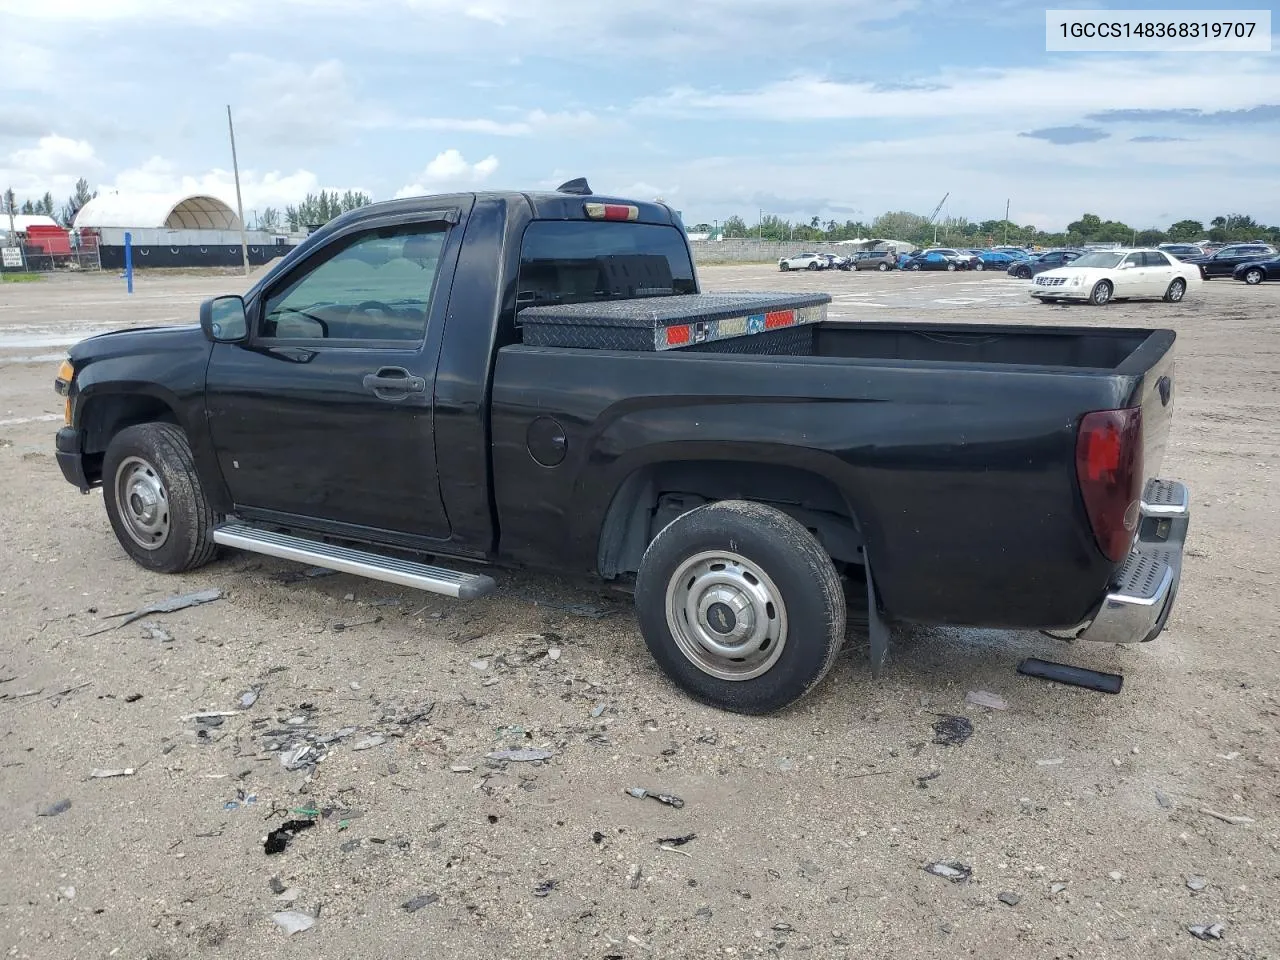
(124, 231), (133, 294)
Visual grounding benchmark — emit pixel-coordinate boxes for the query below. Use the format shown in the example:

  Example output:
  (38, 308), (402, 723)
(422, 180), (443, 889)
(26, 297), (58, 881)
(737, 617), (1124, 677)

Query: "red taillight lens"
(1076, 408), (1144, 562)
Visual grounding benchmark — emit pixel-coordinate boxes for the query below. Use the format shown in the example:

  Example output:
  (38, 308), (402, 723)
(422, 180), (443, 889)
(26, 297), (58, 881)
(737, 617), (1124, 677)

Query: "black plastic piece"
(1017, 657), (1123, 694)
(866, 561), (891, 679)
(557, 178), (592, 196)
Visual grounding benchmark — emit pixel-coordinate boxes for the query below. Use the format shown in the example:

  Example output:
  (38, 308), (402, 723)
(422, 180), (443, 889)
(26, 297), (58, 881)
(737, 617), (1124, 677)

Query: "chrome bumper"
(1077, 479), (1190, 644)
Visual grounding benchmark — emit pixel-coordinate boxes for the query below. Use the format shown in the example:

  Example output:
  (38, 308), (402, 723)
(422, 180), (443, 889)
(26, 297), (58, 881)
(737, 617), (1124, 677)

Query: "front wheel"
(946, 262), (957, 271)
(779, 263), (789, 271)
(634, 501), (846, 715)
(102, 423), (220, 573)
(807, 261), (819, 271)
(1088, 280), (1113, 306)
(1244, 268), (1264, 285)
(1164, 278), (1187, 302)
(878, 262), (889, 272)
(973, 262), (984, 271)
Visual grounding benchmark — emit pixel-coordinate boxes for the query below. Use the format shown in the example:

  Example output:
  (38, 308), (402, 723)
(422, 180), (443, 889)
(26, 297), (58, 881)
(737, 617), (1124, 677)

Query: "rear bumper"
(1076, 479), (1190, 644)
(55, 426), (91, 491)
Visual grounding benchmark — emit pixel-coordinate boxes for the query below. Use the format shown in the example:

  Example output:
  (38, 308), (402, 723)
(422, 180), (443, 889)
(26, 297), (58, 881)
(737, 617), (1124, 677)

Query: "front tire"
(779, 263), (789, 271)
(1088, 280), (1113, 306)
(102, 423), (219, 573)
(1163, 278), (1187, 302)
(973, 262), (984, 271)
(634, 501), (845, 715)
(878, 262), (889, 272)
(946, 262), (957, 271)
(1243, 268), (1264, 285)
(807, 261), (819, 271)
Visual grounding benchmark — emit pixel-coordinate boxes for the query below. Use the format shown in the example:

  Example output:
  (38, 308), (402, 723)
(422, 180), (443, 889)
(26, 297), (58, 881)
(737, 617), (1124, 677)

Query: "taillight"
(1076, 408), (1143, 562)
(584, 202), (639, 221)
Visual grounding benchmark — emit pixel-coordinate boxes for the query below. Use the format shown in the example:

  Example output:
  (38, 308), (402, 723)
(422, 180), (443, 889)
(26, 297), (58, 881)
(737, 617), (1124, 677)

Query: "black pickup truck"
(53, 183), (1190, 714)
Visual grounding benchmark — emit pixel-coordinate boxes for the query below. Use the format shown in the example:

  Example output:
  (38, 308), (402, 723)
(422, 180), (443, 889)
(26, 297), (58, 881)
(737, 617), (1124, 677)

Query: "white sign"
(2, 247), (24, 268)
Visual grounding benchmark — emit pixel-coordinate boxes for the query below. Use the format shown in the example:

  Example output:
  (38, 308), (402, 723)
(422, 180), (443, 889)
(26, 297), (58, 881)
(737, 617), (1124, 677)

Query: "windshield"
(1069, 252), (1126, 268)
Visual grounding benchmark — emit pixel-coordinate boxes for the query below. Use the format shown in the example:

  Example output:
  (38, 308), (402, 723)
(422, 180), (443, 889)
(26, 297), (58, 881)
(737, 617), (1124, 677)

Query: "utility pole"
(758, 208), (763, 241)
(1004, 199), (1010, 246)
(226, 105), (250, 276)
(5, 185), (15, 237)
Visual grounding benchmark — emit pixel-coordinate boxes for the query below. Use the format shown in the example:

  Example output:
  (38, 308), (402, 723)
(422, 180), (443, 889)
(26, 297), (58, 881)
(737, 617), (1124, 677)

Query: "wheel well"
(597, 461), (864, 578)
(80, 394), (179, 483)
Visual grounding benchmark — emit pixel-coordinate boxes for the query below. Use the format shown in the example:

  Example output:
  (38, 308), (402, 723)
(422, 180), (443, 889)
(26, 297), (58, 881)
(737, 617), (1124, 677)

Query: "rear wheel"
(102, 423), (220, 573)
(878, 262), (889, 271)
(1088, 280), (1113, 306)
(1244, 268), (1264, 285)
(973, 261), (984, 271)
(634, 500), (845, 714)
(1163, 278), (1187, 302)
(946, 262), (957, 272)
(807, 261), (819, 271)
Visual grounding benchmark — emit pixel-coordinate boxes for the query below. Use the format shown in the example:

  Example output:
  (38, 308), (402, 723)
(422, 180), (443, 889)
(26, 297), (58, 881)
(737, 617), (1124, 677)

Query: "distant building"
(74, 192), (296, 269)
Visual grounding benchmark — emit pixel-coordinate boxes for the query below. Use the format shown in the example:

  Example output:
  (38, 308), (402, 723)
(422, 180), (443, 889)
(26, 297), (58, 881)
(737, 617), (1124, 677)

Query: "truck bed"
(491, 320), (1177, 629)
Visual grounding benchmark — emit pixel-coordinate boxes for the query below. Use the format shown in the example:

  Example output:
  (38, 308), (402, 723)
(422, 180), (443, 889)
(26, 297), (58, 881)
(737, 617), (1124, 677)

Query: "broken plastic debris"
(924, 861), (972, 883)
(625, 787), (685, 809)
(272, 911), (315, 936)
(90, 767), (135, 778)
(36, 799), (71, 817)
(402, 893), (438, 913)
(547, 647), (562, 661)
(487, 748), (553, 763)
(470, 659), (490, 671)
(628, 864), (642, 889)
(1186, 876), (1208, 892)
(1188, 923), (1225, 941)
(658, 833), (696, 847)
(450, 765), (474, 773)
(279, 745), (315, 771)
(352, 734), (387, 751)
(533, 879), (558, 897)
(965, 690), (1009, 711)
(591, 704), (607, 719)
(264, 819), (316, 855)
(931, 715), (973, 747)
(238, 687), (261, 709)
(87, 588), (224, 636)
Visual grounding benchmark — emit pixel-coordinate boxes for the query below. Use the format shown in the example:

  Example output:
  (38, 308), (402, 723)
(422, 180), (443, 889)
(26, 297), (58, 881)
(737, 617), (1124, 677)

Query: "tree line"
(3, 178), (98, 229)
(3, 181), (371, 234)
(690, 211), (1280, 247)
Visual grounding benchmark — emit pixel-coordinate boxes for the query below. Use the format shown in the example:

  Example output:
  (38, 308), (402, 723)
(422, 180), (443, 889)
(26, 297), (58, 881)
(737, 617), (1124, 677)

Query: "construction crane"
(926, 192), (949, 244)
(926, 192), (949, 225)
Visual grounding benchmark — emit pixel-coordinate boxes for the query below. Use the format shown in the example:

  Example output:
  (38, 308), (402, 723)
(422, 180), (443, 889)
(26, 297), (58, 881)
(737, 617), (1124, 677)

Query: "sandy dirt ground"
(1, 266), (1278, 959)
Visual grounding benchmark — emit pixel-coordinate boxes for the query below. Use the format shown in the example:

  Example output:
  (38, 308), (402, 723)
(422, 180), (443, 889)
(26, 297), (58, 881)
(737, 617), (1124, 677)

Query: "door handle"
(363, 367), (427, 397)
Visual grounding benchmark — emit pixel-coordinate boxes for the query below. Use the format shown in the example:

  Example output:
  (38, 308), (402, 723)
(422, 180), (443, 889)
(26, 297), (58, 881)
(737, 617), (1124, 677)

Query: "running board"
(212, 523), (497, 600)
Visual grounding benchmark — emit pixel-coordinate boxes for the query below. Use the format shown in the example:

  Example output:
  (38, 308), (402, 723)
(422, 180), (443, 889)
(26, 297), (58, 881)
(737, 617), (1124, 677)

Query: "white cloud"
(634, 56), (1280, 122)
(395, 150), (500, 197)
(8, 134), (101, 174)
(101, 156), (362, 213)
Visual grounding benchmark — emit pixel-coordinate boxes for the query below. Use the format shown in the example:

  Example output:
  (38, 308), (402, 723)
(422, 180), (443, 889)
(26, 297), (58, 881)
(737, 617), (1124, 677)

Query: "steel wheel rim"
(1246, 270), (1262, 284)
(115, 455), (170, 550)
(1168, 280), (1185, 301)
(664, 550), (788, 681)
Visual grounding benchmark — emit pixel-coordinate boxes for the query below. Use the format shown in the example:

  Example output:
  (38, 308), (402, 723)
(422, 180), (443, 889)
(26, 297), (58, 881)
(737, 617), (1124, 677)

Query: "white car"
(1029, 248), (1201, 306)
(779, 253), (826, 271)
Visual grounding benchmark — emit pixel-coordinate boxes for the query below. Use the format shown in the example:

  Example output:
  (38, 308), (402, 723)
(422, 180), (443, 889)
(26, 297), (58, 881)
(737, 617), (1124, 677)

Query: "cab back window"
(516, 221), (696, 310)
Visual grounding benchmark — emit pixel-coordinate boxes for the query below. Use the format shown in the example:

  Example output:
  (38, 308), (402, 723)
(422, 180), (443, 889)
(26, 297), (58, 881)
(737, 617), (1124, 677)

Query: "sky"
(1, 0), (1277, 232)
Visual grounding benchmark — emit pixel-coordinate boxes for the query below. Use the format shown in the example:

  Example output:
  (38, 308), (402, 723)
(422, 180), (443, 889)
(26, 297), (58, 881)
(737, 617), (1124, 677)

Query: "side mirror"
(199, 295), (248, 343)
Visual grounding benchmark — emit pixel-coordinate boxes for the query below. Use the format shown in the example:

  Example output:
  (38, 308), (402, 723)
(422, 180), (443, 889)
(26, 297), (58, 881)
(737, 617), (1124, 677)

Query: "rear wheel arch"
(596, 459), (868, 579)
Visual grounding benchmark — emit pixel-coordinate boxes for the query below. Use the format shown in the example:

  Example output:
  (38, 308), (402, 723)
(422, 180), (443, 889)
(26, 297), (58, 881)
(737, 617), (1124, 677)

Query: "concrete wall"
(690, 240), (831, 264)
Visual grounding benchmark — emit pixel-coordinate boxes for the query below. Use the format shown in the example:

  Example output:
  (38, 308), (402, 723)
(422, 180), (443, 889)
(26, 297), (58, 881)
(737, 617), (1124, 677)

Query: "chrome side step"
(212, 523), (497, 600)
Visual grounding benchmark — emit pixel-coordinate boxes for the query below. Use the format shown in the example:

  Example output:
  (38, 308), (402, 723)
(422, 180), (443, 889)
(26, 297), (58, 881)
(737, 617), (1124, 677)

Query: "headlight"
(1070, 276), (1083, 286)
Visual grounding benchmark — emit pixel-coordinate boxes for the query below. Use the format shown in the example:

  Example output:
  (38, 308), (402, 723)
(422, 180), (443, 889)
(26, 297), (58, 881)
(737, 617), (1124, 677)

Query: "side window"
(1123, 253), (1143, 267)
(260, 223), (447, 342)
(1143, 251), (1171, 267)
(1044, 253), (1061, 264)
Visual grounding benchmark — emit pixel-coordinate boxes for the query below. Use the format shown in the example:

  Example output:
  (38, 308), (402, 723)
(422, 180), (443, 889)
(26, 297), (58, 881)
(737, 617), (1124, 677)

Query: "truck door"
(204, 213), (460, 543)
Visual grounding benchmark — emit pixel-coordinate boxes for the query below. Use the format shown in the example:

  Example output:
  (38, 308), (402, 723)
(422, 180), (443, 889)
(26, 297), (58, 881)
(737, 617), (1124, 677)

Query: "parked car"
(778, 252), (827, 271)
(852, 250), (897, 271)
(51, 185), (1190, 714)
(1008, 249), (1082, 279)
(1232, 255), (1280, 285)
(962, 249), (1018, 270)
(1157, 243), (1205, 261)
(821, 253), (852, 271)
(904, 249), (967, 271)
(1184, 243), (1278, 279)
(991, 246), (1030, 260)
(1029, 249), (1200, 306)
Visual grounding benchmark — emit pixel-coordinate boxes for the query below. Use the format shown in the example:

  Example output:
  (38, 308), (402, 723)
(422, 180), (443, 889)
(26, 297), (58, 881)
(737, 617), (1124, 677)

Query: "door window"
(1123, 253), (1143, 267)
(1142, 251), (1172, 267)
(260, 224), (447, 342)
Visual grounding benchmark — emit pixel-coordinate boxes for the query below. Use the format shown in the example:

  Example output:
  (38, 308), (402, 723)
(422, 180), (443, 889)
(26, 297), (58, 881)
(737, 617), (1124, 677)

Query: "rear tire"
(1088, 280), (1113, 306)
(1163, 278), (1187, 302)
(973, 262), (984, 271)
(807, 261), (819, 271)
(634, 501), (846, 715)
(946, 262), (957, 271)
(102, 423), (220, 574)
(1243, 268), (1264, 285)
(878, 262), (889, 271)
